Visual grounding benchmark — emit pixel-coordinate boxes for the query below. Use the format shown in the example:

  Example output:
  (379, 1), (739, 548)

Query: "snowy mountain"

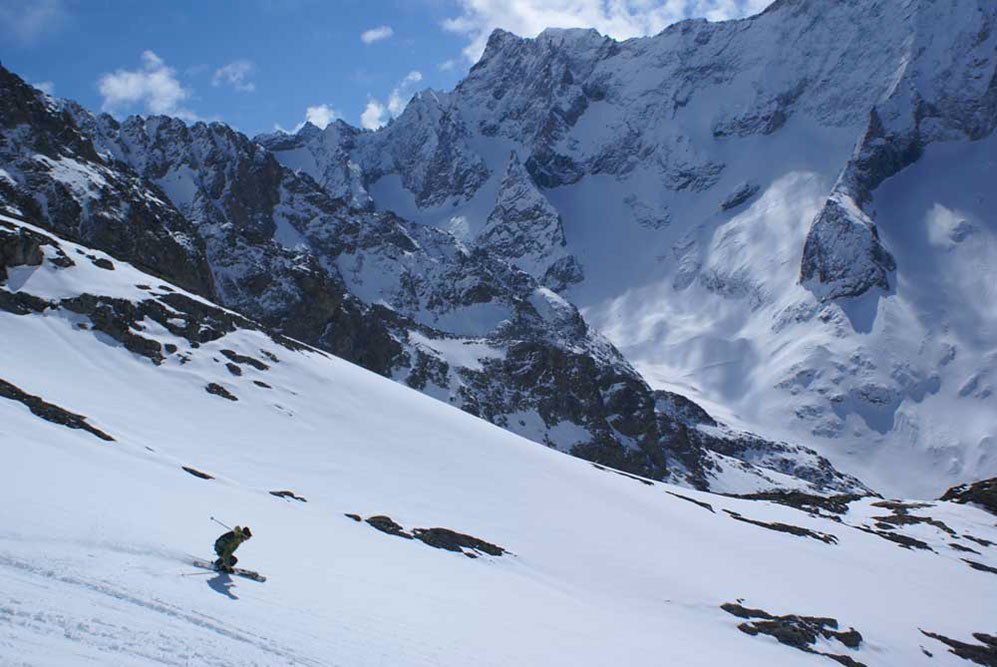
(259, 0), (997, 497)
(0, 62), (868, 495)
(2, 211), (995, 665)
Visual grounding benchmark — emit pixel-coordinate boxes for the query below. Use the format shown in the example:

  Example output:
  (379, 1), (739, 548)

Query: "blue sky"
(0, 0), (770, 137)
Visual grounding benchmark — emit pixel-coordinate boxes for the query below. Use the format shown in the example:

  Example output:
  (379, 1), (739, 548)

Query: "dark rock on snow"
(0, 377), (114, 442)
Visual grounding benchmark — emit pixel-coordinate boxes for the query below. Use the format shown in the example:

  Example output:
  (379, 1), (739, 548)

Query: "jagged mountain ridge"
(258, 0), (997, 496)
(0, 64), (866, 494)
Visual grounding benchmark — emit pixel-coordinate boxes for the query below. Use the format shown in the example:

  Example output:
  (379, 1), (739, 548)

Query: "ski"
(191, 559), (267, 582)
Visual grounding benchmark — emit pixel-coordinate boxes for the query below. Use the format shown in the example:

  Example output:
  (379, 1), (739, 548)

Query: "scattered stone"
(164, 343), (178, 354)
(591, 463), (654, 486)
(205, 383), (238, 401)
(135, 284), (152, 290)
(0, 289), (50, 315)
(940, 478), (997, 516)
(92, 257), (114, 271)
(48, 251), (75, 268)
(270, 490), (307, 502)
(871, 500), (933, 511)
(410, 527), (507, 557)
(221, 349), (270, 371)
(225, 362), (243, 376)
(365, 515), (412, 539)
(950, 543), (981, 555)
(357, 514), (507, 557)
(720, 603), (773, 620)
(60, 294), (164, 364)
(260, 350), (280, 363)
(0, 226), (43, 283)
(872, 512), (956, 536)
(0, 378), (114, 442)
(921, 629), (997, 665)
(963, 559), (997, 575)
(856, 499), (959, 548)
(667, 491), (715, 513)
(723, 603), (866, 666)
(724, 510), (838, 544)
(253, 380), (272, 389)
(729, 490), (865, 517)
(181, 466), (214, 480)
(856, 526), (932, 551)
(344, 513), (362, 522)
(964, 535), (995, 548)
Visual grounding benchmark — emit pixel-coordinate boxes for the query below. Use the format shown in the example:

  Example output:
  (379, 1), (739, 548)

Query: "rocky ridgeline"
(0, 62), (869, 494)
(0, 67), (212, 295)
(263, 0), (996, 306)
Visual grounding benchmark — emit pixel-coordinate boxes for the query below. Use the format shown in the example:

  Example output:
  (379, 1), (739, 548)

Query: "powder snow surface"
(1, 215), (995, 665)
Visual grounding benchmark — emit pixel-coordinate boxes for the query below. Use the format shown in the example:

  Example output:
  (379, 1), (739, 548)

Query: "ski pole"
(210, 516), (232, 530)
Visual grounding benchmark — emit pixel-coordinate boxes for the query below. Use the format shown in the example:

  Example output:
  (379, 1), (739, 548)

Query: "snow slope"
(2, 216), (996, 665)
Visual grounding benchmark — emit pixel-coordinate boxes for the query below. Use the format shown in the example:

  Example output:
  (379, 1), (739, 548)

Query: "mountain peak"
(537, 27), (604, 42)
(296, 120), (321, 138)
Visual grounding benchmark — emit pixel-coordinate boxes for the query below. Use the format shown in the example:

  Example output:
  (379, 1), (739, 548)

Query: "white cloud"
(304, 104), (341, 129)
(291, 103), (341, 132)
(276, 104), (343, 135)
(438, 59), (457, 72)
(360, 25), (394, 44)
(0, 0), (66, 44)
(387, 71), (423, 115)
(361, 98), (388, 130)
(32, 81), (55, 96)
(212, 60), (255, 92)
(97, 50), (197, 120)
(363, 70), (423, 130)
(442, 0), (772, 61)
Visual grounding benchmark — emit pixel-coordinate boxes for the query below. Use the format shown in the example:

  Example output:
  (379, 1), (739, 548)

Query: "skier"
(213, 525), (252, 573)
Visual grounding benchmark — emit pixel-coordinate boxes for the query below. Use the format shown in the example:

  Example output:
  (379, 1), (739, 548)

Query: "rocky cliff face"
(0, 60), (875, 495)
(0, 68), (213, 296)
(477, 151), (581, 290)
(801, 0), (997, 300)
(249, 0), (997, 497)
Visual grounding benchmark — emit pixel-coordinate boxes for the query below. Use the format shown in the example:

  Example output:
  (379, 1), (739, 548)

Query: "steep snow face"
(2, 215), (995, 666)
(257, 0), (997, 496)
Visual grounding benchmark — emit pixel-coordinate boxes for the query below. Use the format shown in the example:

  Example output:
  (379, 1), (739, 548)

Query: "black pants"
(214, 551), (238, 569)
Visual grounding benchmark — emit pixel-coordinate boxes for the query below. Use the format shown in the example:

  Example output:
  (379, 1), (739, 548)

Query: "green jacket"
(214, 526), (249, 558)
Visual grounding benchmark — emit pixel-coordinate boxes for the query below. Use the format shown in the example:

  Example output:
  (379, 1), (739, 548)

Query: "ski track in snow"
(0, 551), (317, 666)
